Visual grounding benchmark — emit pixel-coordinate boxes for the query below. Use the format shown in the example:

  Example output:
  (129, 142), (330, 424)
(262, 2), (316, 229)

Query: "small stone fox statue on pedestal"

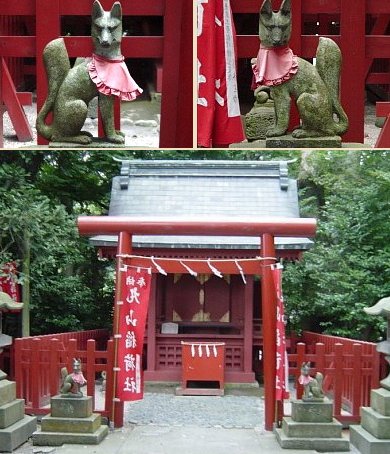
(298, 362), (324, 401)
(36, 0), (142, 145)
(60, 358), (87, 398)
(252, 0), (348, 139)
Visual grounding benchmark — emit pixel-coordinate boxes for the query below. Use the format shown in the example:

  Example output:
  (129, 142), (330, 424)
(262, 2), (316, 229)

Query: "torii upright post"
(261, 233), (277, 431)
(112, 231), (132, 428)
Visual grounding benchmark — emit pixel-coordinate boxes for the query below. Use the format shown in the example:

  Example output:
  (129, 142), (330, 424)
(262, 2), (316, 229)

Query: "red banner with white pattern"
(117, 268), (151, 401)
(272, 264), (289, 401)
(0, 263), (21, 302)
(197, 0), (244, 147)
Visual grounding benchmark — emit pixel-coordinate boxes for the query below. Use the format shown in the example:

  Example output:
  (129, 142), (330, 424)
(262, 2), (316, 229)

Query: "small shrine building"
(88, 160), (314, 385)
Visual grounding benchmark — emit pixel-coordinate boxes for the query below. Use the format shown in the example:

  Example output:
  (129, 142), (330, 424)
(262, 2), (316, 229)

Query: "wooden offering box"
(176, 341), (225, 396)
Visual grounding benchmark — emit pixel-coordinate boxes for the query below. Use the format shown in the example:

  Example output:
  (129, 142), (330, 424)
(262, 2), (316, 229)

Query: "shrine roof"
(90, 160), (313, 251)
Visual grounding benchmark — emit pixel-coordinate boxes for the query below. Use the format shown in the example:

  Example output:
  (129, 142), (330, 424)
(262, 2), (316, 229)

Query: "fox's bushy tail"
(316, 37), (348, 135)
(36, 38), (70, 140)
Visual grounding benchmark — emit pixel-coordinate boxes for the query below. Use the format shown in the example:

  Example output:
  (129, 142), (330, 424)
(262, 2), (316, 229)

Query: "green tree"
(284, 150), (390, 341)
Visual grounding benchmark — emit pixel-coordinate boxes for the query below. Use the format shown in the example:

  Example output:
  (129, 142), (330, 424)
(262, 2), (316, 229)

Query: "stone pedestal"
(274, 399), (349, 451)
(350, 388), (390, 454)
(33, 395), (108, 446)
(0, 376), (37, 452)
(265, 134), (342, 148)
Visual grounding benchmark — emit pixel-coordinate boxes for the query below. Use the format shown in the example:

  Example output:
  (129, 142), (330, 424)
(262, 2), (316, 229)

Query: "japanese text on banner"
(272, 264), (289, 401)
(117, 268), (151, 401)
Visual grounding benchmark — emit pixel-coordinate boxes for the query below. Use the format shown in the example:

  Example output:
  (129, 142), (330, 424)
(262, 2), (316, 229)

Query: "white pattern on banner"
(223, 0), (240, 118)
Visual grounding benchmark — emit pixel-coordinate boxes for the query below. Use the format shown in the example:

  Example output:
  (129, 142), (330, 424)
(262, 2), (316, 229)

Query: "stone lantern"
(364, 296), (390, 390)
(350, 296), (390, 454)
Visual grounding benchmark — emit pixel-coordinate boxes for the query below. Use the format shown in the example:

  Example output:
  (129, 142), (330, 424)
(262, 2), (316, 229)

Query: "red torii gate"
(78, 215), (317, 431)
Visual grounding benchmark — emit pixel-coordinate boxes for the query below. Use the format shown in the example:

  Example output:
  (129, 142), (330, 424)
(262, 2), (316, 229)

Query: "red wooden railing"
(231, 0), (390, 144)
(288, 336), (381, 425)
(13, 330), (121, 424)
(0, 0), (192, 147)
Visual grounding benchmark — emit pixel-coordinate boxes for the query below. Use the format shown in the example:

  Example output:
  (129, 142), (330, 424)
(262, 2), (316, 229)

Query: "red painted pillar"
(0, 58), (3, 148)
(261, 233), (277, 431)
(145, 275), (157, 379)
(112, 231), (132, 428)
(340, 0), (365, 143)
(243, 276), (254, 375)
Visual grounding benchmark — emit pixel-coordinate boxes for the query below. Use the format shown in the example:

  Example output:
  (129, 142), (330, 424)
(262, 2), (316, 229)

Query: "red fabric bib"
(252, 45), (298, 88)
(88, 54), (143, 101)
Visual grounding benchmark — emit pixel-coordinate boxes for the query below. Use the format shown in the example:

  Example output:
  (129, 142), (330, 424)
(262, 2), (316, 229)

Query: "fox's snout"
(98, 29), (113, 47)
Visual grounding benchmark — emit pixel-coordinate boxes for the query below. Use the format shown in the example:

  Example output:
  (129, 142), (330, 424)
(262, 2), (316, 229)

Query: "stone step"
(33, 424), (108, 446)
(0, 380), (16, 407)
(350, 424), (390, 454)
(275, 428), (350, 452)
(361, 406), (390, 439)
(0, 414), (37, 452)
(282, 416), (343, 438)
(371, 388), (390, 416)
(50, 395), (93, 418)
(291, 399), (333, 423)
(41, 412), (101, 433)
(0, 399), (24, 429)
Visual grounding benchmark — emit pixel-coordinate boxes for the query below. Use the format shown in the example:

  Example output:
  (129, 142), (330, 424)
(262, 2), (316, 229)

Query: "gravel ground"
(124, 393), (265, 430)
(2, 98), (160, 149)
(2, 100), (380, 149)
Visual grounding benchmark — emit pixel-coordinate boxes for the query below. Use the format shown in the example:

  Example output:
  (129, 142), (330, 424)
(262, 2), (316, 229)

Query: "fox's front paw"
(266, 127), (287, 138)
(107, 132), (125, 144)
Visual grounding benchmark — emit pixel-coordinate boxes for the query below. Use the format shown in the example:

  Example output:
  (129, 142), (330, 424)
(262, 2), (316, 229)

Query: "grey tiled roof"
(91, 160), (313, 250)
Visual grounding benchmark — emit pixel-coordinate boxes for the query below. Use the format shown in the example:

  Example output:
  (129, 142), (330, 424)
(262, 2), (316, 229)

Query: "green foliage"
(1, 149), (389, 341)
(283, 150), (390, 341)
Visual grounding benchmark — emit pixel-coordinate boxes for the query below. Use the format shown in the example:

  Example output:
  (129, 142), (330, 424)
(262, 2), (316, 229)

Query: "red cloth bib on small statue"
(88, 54), (143, 101)
(252, 45), (298, 88)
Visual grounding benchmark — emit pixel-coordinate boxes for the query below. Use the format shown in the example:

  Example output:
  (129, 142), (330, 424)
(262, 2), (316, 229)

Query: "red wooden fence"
(0, 0), (192, 148)
(13, 330), (382, 428)
(288, 337), (381, 425)
(231, 0), (390, 144)
(13, 330), (121, 425)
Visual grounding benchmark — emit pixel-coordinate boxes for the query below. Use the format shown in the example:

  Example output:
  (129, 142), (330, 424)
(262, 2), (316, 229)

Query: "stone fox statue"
(60, 358), (87, 398)
(252, 0), (348, 138)
(298, 362), (324, 401)
(36, 0), (142, 145)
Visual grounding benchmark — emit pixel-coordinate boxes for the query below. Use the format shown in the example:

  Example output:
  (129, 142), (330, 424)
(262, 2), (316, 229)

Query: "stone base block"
(282, 417), (343, 438)
(0, 399), (25, 429)
(41, 413), (101, 433)
(361, 407), (390, 439)
(351, 424), (390, 454)
(0, 415), (37, 452)
(49, 139), (127, 148)
(0, 371), (6, 381)
(275, 428), (350, 452)
(265, 134), (342, 148)
(371, 388), (390, 416)
(50, 395), (93, 418)
(0, 381), (16, 407)
(33, 424), (108, 446)
(291, 399), (333, 423)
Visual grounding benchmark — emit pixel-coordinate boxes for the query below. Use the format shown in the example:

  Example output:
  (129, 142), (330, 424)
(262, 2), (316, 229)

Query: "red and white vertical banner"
(197, 0), (245, 147)
(272, 263), (290, 400)
(0, 262), (20, 302)
(116, 267), (151, 401)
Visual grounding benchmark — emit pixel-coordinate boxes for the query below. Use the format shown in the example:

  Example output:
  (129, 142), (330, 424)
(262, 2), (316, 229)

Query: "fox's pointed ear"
(92, 0), (104, 18)
(280, 0), (291, 16)
(260, 0), (273, 22)
(111, 2), (122, 20)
